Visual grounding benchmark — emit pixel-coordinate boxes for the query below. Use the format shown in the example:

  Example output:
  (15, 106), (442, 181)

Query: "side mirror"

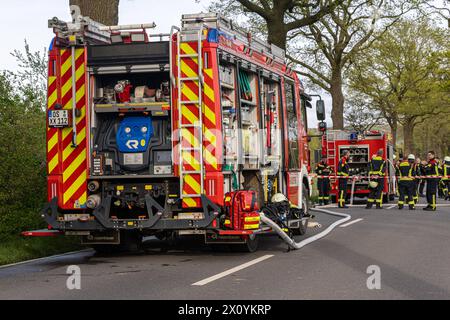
(316, 100), (326, 121)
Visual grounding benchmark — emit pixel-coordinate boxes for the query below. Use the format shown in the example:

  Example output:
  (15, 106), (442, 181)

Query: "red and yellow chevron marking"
(59, 48), (88, 209)
(47, 76), (59, 175)
(202, 68), (218, 172)
(177, 42), (221, 208)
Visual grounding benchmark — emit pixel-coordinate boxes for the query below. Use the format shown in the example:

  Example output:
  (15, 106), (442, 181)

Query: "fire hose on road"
(259, 208), (352, 250)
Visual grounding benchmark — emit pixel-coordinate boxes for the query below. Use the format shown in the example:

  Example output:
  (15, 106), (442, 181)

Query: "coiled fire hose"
(259, 208), (352, 250)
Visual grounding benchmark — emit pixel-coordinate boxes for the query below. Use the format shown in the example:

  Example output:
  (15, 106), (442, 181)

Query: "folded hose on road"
(259, 208), (352, 250)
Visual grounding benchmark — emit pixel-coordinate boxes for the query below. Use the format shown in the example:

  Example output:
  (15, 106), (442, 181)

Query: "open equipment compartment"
(88, 41), (173, 178)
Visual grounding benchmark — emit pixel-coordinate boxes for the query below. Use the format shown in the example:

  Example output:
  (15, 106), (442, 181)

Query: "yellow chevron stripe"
(203, 127), (217, 147)
(48, 155), (58, 174)
(181, 106), (199, 125)
(62, 106), (86, 140)
(48, 90), (57, 108)
(205, 148), (218, 170)
(204, 68), (213, 79)
(203, 81), (215, 103)
(61, 56), (72, 78)
(75, 48), (84, 60)
(182, 151), (200, 171)
(182, 197), (197, 208)
(62, 129), (86, 161)
(78, 191), (87, 206)
(62, 76), (72, 100)
(203, 103), (216, 125)
(180, 60), (198, 78)
(184, 175), (201, 193)
(181, 81), (199, 101)
(63, 149), (87, 183)
(182, 128), (200, 148)
(48, 76), (56, 86)
(48, 132), (58, 152)
(76, 84), (85, 104)
(180, 43), (197, 55)
(63, 170), (87, 204)
(75, 63), (85, 82)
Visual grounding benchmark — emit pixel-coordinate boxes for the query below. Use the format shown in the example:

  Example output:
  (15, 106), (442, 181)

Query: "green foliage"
(348, 18), (450, 155)
(0, 42), (48, 240)
(0, 236), (81, 266)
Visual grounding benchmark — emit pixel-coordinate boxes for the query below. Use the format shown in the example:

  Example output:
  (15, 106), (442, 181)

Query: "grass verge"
(0, 236), (82, 266)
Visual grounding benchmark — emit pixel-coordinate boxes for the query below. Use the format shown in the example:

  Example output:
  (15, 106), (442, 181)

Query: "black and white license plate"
(48, 110), (70, 127)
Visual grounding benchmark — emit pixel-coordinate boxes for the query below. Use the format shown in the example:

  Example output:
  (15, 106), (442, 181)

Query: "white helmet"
(445, 156), (450, 162)
(271, 193), (289, 203)
(408, 154), (415, 161)
(369, 181), (379, 189)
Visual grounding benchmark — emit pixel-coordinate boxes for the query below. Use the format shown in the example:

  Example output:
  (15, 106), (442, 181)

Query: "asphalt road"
(1, 198), (449, 300)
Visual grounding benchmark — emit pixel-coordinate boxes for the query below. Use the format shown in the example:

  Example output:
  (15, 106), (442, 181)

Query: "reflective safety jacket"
(397, 161), (416, 181)
(425, 159), (440, 177)
(337, 157), (350, 176)
(369, 156), (386, 176)
(315, 162), (333, 178)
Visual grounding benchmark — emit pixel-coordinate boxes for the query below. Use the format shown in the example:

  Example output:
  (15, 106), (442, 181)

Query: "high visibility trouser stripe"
(431, 195), (436, 209)
(339, 191), (345, 205)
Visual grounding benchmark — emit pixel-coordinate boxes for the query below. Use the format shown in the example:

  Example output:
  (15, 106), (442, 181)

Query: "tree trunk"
(390, 122), (398, 151)
(266, 11), (288, 50)
(70, 0), (119, 25)
(403, 118), (415, 156)
(330, 70), (344, 130)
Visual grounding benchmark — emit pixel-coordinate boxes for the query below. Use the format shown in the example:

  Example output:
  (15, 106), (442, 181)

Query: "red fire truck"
(30, 10), (324, 252)
(321, 130), (396, 204)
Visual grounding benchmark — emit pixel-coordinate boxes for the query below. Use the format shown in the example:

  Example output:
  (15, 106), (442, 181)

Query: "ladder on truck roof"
(177, 25), (207, 208)
(181, 13), (286, 64)
(326, 131), (337, 171)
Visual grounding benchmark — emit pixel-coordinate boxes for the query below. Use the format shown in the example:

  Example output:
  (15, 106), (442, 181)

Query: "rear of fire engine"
(321, 130), (396, 203)
(38, 10), (315, 253)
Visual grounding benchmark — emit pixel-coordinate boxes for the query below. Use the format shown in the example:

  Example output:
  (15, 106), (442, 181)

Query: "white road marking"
(192, 255), (274, 286)
(387, 205), (397, 210)
(340, 218), (364, 228)
(0, 249), (92, 269)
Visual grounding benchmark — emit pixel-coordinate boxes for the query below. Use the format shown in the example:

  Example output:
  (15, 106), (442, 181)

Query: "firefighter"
(413, 157), (421, 204)
(423, 151), (440, 211)
(337, 150), (350, 208)
(418, 159), (427, 197)
(438, 158), (445, 199)
(366, 149), (386, 210)
(397, 154), (417, 210)
(315, 156), (333, 206)
(441, 156), (450, 201)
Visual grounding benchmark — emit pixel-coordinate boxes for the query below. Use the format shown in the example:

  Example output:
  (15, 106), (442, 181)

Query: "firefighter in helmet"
(315, 155), (333, 206)
(441, 156), (450, 201)
(423, 151), (440, 211)
(366, 149), (386, 209)
(337, 150), (350, 208)
(397, 154), (417, 210)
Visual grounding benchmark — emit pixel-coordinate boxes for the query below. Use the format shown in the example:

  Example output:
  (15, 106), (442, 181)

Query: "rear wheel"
(293, 184), (310, 236)
(231, 234), (259, 253)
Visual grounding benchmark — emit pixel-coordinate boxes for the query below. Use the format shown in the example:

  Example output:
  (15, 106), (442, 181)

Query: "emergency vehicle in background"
(321, 130), (396, 203)
(29, 9), (325, 252)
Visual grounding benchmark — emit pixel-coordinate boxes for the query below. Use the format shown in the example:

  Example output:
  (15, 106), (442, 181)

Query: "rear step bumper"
(41, 195), (220, 232)
(22, 229), (64, 237)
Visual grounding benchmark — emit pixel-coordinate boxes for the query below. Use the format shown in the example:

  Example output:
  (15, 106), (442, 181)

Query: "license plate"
(64, 214), (90, 222)
(48, 110), (70, 127)
(124, 153), (144, 165)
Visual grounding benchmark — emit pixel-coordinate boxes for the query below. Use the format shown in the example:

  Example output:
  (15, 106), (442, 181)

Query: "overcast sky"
(0, 0), (335, 128)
